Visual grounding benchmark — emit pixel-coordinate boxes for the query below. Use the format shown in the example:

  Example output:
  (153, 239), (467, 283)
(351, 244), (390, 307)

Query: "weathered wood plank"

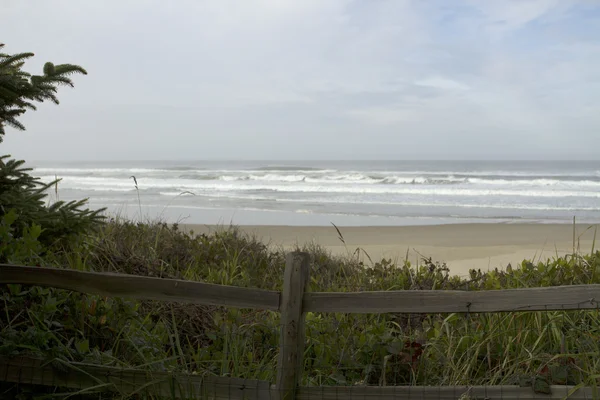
(5, 266), (600, 315)
(296, 385), (596, 400)
(0, 356), (271, 399)
(2, 357), (597, 400)
(0, 264), (280, 311)
(275, 252), (310, 400)
(304, 285), (600, 314)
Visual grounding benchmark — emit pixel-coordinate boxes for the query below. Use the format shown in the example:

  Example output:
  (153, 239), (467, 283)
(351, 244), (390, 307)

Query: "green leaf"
(329, 371), (347, 384)
(7, 284), (22, 296)
(44, 297), (58, 312)
(75, 339), (90, 354)
(551, 365), (568, 385)
(3, 208), (18, 226)
(26, 223), (43, 240)
(386, 341), (405, 354)
(533, 376), (551, 394)
(518, 375), (532, 387)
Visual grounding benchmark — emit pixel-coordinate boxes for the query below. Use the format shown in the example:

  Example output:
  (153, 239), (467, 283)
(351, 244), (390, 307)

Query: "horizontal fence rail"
(1, 356), (595, 400)
(3, 255), (600, 400)
(4, 264), (600, 314)
(296, 385), (596, 400)
(0, 356), (271, 399)
(0, 264), (281, 311)
(303, 285), (600, 314)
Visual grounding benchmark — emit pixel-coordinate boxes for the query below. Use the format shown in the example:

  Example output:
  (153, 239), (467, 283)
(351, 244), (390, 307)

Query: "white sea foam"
(34, 162), (600, 222)
(48, 176), (600, 198)
(41, 172), (600, 188)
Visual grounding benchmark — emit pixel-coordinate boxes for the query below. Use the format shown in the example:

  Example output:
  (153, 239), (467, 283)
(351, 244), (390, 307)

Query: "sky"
(1, 0), (600, 161)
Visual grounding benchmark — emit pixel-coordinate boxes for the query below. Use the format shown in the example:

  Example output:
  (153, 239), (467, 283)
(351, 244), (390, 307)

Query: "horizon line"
(20, 159), (600, 164)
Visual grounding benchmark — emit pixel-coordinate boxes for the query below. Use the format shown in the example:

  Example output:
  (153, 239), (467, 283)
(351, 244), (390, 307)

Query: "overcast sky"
(2, 0), (600, 161)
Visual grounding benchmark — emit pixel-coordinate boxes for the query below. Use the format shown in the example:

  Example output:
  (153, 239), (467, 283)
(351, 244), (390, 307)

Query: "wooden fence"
(1, 252), (600, 399)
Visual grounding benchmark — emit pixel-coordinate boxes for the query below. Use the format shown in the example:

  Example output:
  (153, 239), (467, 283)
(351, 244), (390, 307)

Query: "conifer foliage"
(0, 43), (88, 140)
(0, 43), (104, 250)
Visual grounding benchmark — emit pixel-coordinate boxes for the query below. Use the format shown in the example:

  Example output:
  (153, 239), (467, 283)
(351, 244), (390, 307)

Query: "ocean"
(31, 160), (600, 226)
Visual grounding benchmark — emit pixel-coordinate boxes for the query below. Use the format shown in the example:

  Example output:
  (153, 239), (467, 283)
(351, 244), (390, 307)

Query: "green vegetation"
(0, 43), (87, 139)
(0, 43), (104, 260)
(1, 41), (599, 398)
(2, 217), (600, 398)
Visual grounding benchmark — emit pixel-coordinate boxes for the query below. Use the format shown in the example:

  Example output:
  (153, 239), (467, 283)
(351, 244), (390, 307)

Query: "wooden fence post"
(275, 251), (310, 400)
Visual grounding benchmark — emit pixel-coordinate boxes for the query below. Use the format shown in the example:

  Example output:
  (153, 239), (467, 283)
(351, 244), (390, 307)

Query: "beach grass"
(2, 218), (600, 398)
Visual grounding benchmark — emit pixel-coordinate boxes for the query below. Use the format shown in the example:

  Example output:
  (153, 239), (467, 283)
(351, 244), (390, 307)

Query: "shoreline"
(95, 203), (600, 227)
(182, 222), (599, 277)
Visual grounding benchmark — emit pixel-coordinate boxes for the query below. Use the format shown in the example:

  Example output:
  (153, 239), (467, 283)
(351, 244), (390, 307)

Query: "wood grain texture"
(296, 385), (596, 400)
(0, 356), (271, 399)
(5, 265), (600, 315)
(1, 358), (596, 400)
(275, 252), (311, 400)
(303, 285), (600, 314)
(0, 264), (280, 311)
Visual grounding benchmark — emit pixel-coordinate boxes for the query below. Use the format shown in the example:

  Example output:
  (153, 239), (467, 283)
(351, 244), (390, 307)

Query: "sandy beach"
(182, 223), (599, 277)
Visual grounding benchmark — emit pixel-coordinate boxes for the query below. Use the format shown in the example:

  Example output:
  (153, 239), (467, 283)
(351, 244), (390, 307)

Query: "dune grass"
(2, 217), (600, 398)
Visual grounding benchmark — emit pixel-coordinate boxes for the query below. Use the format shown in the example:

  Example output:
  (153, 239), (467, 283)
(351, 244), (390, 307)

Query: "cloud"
(415, 77), (470, 91)
(470, 0), (563, 33)
(346, 104), (420, 125)
(1, 0), (600, 160)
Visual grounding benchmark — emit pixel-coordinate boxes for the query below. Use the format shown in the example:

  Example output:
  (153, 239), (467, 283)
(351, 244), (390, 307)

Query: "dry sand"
(182, 223), (599, 277)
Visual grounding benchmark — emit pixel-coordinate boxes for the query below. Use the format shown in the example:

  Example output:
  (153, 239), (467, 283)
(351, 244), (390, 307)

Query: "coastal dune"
(183, 223), (598, 277)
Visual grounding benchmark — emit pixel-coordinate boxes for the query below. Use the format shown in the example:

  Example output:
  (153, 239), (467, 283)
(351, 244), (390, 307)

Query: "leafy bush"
(1, 43), (104, 252)
(4, 220), (600, 394)
(0, 156), (105, 251)
(0, 208), (43, 264)
(0, 43), (110, 398)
